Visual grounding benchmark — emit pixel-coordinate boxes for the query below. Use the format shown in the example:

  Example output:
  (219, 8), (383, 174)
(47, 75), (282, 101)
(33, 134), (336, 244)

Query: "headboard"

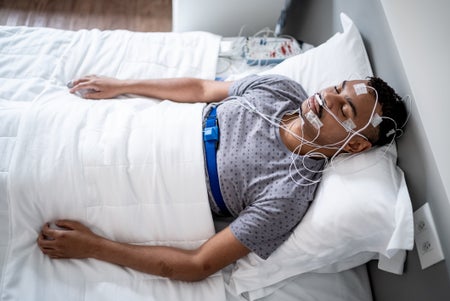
(284, 0), (450, 300)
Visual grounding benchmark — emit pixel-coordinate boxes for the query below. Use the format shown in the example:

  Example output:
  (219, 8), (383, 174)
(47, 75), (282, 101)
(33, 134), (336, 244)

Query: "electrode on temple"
(371, 113), (383, 127)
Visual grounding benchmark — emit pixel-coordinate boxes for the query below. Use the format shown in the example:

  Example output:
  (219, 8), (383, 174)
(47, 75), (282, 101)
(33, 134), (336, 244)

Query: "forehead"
(344, 80), (381, 120)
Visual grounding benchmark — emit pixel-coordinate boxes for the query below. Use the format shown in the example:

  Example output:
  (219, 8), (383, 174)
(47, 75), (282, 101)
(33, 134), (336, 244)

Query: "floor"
(0, 0), (172, 32)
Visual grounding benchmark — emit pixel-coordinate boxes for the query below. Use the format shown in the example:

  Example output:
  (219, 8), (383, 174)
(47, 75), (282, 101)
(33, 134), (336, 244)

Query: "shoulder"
(230, 74), (305, 97)
(234, 74), (299, 87)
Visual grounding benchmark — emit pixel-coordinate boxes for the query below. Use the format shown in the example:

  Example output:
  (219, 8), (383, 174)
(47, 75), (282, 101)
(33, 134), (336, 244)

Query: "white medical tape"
(305, 111), (323, 129)
(371, 113), (383, 127)
(354, 83), (368, 95)
(342, 118), (356, 131)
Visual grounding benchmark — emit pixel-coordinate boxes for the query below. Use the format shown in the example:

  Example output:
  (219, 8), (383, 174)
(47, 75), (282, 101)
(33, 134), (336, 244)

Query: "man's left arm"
(37, 220), (249, 282)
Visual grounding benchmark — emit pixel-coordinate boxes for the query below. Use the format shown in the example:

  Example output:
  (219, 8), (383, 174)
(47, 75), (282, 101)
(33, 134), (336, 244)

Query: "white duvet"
(0, 26), (225, 301)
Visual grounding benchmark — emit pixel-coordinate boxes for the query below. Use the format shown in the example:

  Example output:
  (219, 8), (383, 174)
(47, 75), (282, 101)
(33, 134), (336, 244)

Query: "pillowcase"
(227, 13), (414, 299)
(259, 13), (373, 94)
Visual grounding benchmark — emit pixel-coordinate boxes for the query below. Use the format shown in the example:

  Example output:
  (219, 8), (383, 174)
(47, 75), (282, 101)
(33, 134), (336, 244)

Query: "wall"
(172, 0), (285, 36)
(371, 2), (450, 299)
(380, 0), (450, 200)
(285, 0), (450, 300)
(379, 0), (450, 265)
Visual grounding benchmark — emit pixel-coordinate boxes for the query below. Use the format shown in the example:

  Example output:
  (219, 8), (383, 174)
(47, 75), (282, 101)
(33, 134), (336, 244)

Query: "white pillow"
(230, 145), (414, 299)
(228, 13), (414, 299)
(260, 13), (373, 94)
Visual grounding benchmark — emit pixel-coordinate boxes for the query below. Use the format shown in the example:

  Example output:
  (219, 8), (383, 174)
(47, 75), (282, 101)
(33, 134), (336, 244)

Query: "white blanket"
(0, 26), (224, 301)
(0, 26), (220, 99)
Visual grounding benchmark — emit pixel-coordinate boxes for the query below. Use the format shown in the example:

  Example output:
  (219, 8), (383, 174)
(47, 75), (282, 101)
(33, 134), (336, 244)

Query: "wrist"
(114, 79), (132, 95)
(87, 235), (109, 259)
(120, 79), (144, 95)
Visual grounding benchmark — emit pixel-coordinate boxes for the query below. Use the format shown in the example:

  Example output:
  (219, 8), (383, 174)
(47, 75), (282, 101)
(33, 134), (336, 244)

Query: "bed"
(0, 13), (413, 301)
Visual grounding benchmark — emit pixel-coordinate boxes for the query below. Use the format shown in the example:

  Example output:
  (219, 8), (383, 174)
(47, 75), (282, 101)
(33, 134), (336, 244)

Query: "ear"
(343, 136), (372, 153)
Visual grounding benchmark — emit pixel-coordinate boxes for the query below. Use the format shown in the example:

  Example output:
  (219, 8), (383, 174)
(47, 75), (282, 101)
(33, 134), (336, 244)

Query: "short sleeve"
(228, 74), (302, 98)
(230, 198), (309, 259)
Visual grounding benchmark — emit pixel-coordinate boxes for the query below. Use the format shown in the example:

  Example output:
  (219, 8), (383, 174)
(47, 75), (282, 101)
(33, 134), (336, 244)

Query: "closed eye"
(341, 104), (349, 117)
(344, 99), (357, 117)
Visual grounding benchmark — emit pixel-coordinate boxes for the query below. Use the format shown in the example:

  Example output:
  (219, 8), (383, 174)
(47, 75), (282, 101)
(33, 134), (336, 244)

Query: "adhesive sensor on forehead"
(353, 83), (368, 95)
(305, 111), (323, 129)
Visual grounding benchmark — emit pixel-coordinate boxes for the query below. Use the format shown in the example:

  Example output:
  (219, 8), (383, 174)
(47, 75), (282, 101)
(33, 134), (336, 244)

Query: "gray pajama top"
(205, 74), (325, 259)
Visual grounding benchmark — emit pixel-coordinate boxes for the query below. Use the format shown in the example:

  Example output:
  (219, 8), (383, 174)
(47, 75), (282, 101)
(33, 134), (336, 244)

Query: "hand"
(68, 75), (125, 99)
(37, 220), (101, 259)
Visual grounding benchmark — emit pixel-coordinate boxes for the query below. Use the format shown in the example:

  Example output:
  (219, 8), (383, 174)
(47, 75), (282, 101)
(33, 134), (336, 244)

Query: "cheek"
(301, 114), (349, 144)
(319, 122), (349, 143)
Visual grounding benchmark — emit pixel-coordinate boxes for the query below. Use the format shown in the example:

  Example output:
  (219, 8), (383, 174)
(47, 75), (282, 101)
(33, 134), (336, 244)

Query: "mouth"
(306, 94), (323, 117)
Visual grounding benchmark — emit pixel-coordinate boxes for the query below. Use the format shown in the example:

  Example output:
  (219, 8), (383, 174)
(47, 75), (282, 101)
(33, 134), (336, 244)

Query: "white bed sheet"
(0, 25), (373, 301)
(222, 264), (372, 301)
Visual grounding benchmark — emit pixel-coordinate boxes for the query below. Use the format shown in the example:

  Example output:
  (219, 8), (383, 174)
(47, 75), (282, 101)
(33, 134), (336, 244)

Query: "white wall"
(380, 0), (450, 198)
(172, 0), (285, 36)
(379, 0), (450, 274)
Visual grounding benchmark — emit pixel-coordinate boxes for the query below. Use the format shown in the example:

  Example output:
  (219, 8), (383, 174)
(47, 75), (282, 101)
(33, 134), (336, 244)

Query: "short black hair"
(367, 77), (408, 146)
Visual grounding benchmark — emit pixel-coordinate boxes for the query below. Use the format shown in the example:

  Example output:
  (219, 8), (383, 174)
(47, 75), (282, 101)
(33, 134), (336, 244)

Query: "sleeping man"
(37, 74), (407, 281)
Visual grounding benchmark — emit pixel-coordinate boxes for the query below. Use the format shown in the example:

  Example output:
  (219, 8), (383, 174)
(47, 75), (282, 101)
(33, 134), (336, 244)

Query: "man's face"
(300, 80), (381, 149)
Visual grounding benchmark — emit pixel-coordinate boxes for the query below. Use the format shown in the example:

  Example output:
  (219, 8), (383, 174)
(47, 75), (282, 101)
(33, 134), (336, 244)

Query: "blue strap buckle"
(204, 126), (219, 145)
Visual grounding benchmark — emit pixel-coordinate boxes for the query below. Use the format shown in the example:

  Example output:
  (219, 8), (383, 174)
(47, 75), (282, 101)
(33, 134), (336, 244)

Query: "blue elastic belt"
(203, 107), (231, 216)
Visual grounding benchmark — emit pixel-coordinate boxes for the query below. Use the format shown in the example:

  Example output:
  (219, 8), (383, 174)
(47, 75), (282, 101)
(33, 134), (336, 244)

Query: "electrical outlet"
(413, 203), (445, 269)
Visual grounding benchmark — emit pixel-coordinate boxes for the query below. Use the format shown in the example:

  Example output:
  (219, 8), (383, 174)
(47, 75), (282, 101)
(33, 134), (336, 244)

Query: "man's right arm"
(69, 75), (233, 103)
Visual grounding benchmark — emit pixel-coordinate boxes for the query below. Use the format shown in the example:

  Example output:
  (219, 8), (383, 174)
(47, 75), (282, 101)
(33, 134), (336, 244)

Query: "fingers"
(69, 81), (92, 92)
(37, 230), (61, 258)
(37, 220), (72, 242)
(67, 75), (96, 90)
(69, 82), (100, 98)
(67, 75), (122, 99)
(37, 237), (66, 259)
(37, 230), (51, 245)
(81, 91), (102, 99)
(37, 220), (86, 241)
(37, 222), (73, 259)
(40, 222), (60, 241)
(70, 75), (98, 87)
(54, 219), (76, 229)
(41, 222), (54, 238)
(68, 76), (101, 99)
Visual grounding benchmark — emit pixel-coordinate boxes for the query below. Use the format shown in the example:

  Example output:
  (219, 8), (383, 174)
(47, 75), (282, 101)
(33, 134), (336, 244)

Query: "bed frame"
(283, 0), (450, 299)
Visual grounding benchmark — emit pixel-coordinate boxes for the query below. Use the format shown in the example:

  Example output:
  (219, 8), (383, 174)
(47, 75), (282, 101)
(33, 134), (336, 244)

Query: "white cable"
(231, 81), (400, 185)
(234, 97), (328, 186)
